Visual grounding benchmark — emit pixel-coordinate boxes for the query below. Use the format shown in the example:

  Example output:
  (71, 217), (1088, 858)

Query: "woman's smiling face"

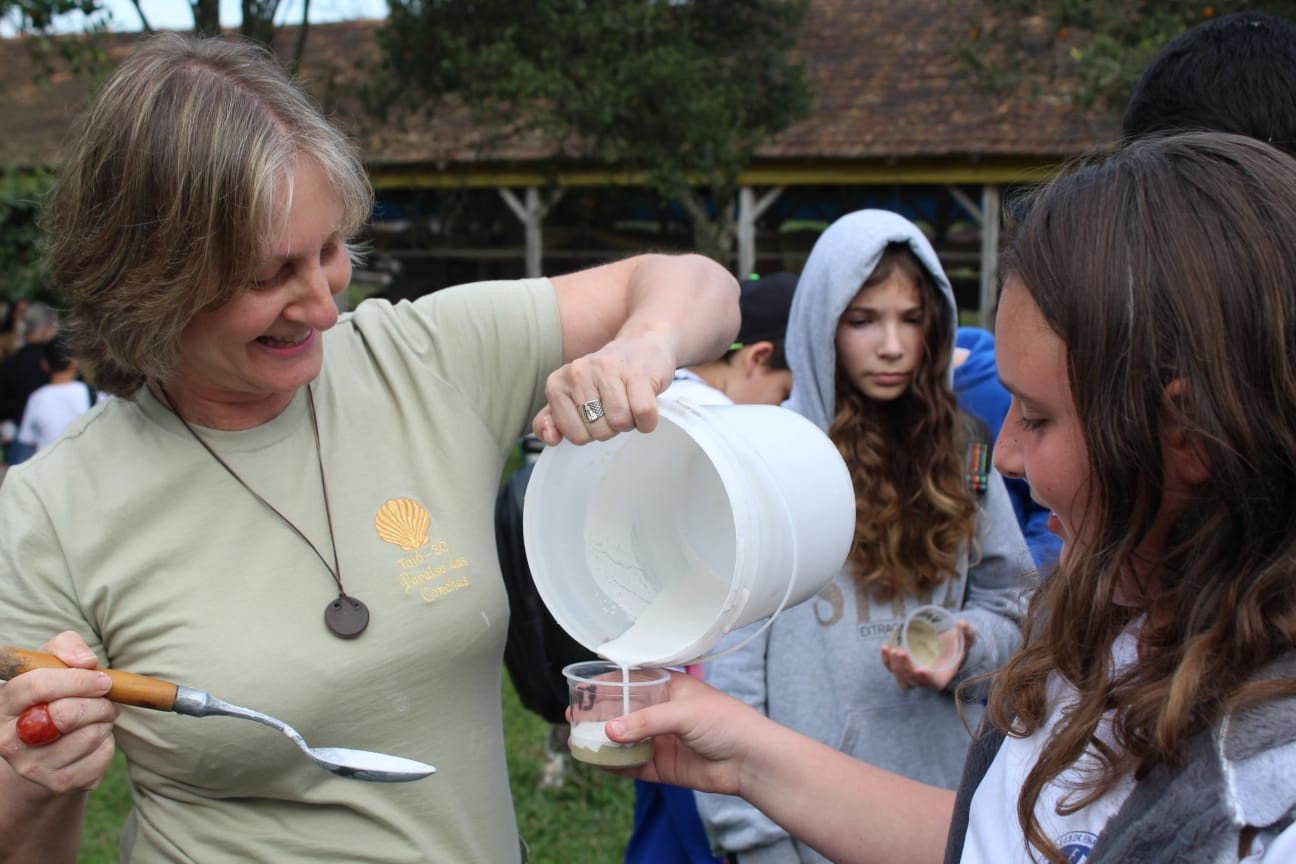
(168, 157), (351, 427)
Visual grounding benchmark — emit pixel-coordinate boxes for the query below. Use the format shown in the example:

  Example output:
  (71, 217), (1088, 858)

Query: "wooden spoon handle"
(0, 645), (179, 712)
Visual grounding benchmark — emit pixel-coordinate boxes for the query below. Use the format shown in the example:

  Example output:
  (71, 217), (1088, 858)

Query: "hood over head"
(784, 209), (957, 432)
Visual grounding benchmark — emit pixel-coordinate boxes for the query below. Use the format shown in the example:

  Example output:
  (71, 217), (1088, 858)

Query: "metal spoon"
(0, 646), (436, 783)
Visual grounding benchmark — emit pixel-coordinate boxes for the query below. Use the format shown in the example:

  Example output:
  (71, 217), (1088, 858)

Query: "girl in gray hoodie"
(697, 209), (1033, 863)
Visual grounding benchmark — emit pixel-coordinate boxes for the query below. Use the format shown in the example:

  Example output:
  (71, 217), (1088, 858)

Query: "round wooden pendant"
(325, 594), (370, 639)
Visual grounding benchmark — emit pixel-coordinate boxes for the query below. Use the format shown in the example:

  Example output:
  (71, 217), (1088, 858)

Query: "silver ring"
(579, 399), (604, 423)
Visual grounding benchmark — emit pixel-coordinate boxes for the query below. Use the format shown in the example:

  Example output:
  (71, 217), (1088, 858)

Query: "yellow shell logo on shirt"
(374, 498), (431, 551)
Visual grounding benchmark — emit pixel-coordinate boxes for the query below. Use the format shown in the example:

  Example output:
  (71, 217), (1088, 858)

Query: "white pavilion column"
(500, 187), (566, 278)
(737, 185), (785, 279)
(947, 183), (1001, 328)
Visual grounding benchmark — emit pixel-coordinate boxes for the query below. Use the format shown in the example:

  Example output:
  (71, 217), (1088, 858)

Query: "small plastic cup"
(886, 605), (965, 672)
(563, 661), (670, 767)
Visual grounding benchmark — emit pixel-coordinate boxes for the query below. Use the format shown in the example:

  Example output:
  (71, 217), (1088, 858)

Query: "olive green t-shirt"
(0, 278), (561, 862)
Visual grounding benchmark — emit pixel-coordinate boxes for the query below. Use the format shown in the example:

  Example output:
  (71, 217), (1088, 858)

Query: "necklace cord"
(155, 383), (348, 598)
(307, 387), (345, 591)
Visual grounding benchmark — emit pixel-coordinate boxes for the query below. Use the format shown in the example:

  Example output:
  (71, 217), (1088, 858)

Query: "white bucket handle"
(688, 476), (802, 666)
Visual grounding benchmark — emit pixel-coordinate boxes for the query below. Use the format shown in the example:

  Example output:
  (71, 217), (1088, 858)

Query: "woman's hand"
(880, 619), (977, 691)
(532, 326), (675, 445)
(536, 254), (740, 446)
(0, 631), (119, 794)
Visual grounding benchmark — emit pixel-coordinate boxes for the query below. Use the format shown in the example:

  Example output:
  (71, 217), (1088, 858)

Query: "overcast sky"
(4, 0), (386, 34)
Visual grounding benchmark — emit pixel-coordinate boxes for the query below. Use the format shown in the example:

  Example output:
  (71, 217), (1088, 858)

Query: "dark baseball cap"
(733, 271), (798, 347)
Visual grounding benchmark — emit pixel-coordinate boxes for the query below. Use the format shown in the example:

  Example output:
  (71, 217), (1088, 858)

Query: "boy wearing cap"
(664, 271), (798, 410)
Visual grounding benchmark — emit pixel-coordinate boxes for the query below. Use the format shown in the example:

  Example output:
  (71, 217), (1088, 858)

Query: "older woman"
(0, 32), (739, 863)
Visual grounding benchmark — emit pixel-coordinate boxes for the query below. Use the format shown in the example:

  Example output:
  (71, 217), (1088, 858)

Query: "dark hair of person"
(1122, 11), (1296, 156)
(769, 342), (789, 370)
(42, 337), (74, 374)
(2, 301), (23, 334)
(988, 132), (1296, 863)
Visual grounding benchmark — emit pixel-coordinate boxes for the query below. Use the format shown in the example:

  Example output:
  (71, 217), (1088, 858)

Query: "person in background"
(695, 210), (1032, 863)
(495, 431), (590, 793)
(626, 270), (799, 864)
(663, 271), (798, 410)
(14, 337), (101, 457)
(0, 300), (28, 459)
(952, 327), (1061, 568)
(1121, 10), (1296, 155)
(605, 131), (1296, 864)
(0, 301), (59, 463)
(0, 299), (30, 362)
(0, 32), (739, 864)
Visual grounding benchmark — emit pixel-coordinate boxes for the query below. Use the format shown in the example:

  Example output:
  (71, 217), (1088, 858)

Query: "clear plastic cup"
(563, 661), (670, 767)
(886, 605), (965, 672)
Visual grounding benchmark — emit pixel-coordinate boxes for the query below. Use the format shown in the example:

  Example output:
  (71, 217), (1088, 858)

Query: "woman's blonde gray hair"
(42, 32), (373, 396)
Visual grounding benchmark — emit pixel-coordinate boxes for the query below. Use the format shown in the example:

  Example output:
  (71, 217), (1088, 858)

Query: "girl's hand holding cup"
(881, 607), (976, 691)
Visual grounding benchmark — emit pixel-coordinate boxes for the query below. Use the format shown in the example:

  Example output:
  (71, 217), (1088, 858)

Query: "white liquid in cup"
(900, 605), (963, 671)
(569, 720), (654, 767)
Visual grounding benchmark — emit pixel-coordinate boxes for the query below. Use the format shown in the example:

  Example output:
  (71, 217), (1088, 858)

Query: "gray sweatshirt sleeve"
(951, 470), (1033, 696)
(694, 621), (800, 860)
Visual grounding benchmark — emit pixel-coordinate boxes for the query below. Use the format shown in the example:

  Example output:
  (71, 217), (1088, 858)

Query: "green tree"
(0, 0), (327, 307)
(2, 0), (314, 70)
(371, 0), (811, 265)
(0, 166), (58, 304)
(951, 1), (1296, 115)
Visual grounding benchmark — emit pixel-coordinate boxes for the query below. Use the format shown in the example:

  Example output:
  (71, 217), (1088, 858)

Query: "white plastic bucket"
(522, 397), (856, 668)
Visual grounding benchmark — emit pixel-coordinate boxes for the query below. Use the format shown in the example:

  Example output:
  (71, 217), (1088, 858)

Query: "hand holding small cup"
(563, 661), (670, 767)
(881, 606), (973, 691)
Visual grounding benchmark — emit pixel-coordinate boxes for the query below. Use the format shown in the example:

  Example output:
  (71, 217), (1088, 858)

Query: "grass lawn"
(78, 672), (637, 863)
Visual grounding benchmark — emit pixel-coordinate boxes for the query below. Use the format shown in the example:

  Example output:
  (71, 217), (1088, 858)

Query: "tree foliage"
(2, 0), (311, 74)
(372, 0), (812, 265)
(2, 0), (113, 82)
(0, 167), (58, 304)
(0, 0), (321, 305)
(951, 1), (1296, 114)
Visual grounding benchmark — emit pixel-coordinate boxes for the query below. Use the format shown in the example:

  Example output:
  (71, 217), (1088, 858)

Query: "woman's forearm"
(552, 252), (740, 366)
(617, 253), (741, 367)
